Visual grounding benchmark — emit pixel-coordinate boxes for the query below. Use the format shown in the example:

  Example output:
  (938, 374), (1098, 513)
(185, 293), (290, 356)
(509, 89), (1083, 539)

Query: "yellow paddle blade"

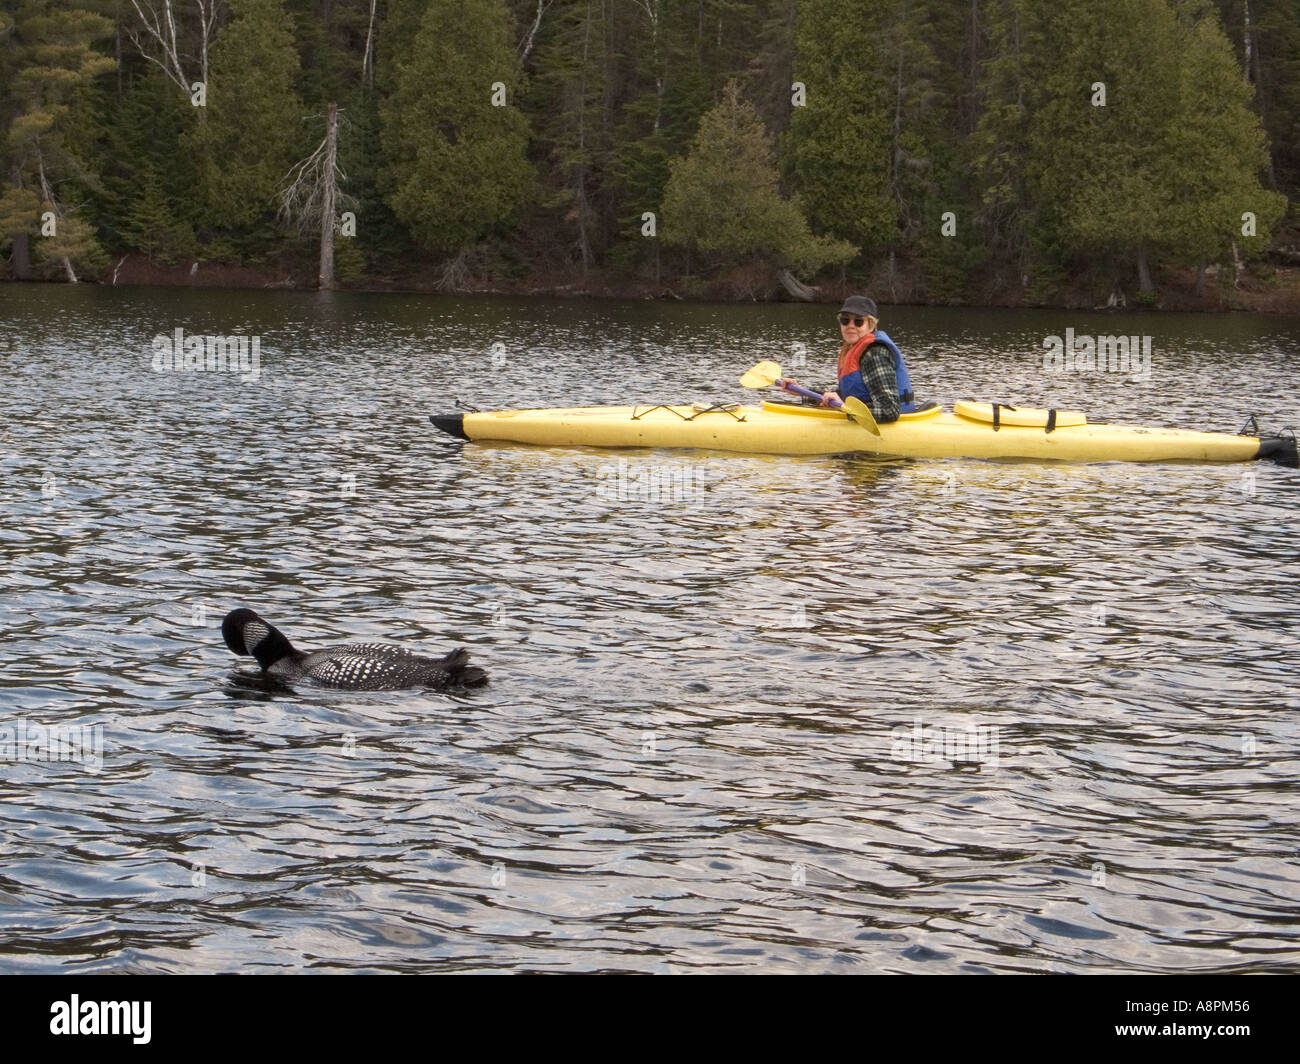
(739, 361), (782, 389)
(841, 396), (882, 436)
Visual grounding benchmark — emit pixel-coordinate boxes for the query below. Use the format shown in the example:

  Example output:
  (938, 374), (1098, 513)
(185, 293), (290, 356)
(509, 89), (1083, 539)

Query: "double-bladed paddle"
(739, 362), (881, 435)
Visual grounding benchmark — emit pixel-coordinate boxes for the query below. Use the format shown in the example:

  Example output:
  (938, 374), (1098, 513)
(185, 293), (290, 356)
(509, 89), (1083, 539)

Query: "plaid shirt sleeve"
(860, 342), (901, 423)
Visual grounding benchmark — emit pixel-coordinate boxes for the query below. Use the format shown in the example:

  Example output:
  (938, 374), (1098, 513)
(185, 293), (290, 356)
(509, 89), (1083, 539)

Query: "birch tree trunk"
(632, 1), (663, 130)
(1243, 0), (1254, 84)
(37, 152), (77, 283)
(362, 0), (377, 88)
(519, 0), (551, 64)
(126, 0), (219, 116)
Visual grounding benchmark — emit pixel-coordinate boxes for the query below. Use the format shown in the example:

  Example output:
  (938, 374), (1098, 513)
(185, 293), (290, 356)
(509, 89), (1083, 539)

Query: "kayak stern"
(1256, 431), (1299, 468)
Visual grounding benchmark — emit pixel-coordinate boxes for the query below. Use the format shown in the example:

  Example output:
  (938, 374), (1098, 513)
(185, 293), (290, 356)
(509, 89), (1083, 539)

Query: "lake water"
(1, 283), (1297, 973)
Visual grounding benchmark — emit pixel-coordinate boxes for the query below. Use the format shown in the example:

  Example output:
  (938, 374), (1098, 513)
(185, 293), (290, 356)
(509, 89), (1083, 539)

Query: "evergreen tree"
(1214, 0), (1300, 192)
(608, 93), (670, 258)
(33, 211), (106, 275)
(0, 0), (1292, 298)
(184, 0), (305, 234)
(786, 0), (897, 251)
(974, 0), (1282, 297)
(339, 89), (412, 271)
(284, 0), (373, 107)
(971, 0), (1045, 281)
(1164, 11), (1286, 268)
(607, 0), (722, 278)
(122, 165), (195, 263)
(663, 80), (853, 277)
(0, 186), (42, 267)
(378, 0), (534, 260)
(0, 0), (114, 280)
(785, 0), (968, 297)
(742, 0), (800, 137)
(95, 68), (200, 255)
(531, 0), (612, 276)
(1029, 0), (1184, 294)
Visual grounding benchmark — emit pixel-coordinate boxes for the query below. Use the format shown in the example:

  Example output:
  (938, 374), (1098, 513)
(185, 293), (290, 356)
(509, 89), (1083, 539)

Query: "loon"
(221, 608), (487, 691)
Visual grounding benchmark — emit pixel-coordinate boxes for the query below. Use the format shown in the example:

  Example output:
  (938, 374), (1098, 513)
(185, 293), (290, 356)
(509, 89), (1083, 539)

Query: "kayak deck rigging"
(631, 401), (751, 422)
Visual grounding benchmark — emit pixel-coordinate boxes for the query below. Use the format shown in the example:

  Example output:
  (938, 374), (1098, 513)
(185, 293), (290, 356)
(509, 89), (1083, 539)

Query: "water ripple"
(1, 287), (1298, 972)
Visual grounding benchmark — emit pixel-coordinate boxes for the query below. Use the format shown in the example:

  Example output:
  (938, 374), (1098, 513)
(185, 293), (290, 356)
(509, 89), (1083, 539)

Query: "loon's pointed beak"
(221, 609), (294, 671)
(222, 608), (258, 655)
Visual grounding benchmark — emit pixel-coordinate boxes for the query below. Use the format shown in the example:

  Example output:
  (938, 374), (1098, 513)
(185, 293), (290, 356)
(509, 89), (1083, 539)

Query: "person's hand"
(778, 377), (795, 392)
(820, 390), (840, 408)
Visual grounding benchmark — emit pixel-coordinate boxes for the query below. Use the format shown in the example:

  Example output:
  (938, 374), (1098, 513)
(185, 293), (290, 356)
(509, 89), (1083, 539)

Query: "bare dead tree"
(318, 103), (338, 287)
(1231, 240), (1246, 289)
(126, 0), (220, 96)
(277, 105), (356, 289)
(437, 249), (471, 292)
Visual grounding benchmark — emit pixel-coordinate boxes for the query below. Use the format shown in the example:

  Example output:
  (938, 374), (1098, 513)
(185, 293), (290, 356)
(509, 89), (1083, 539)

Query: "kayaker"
(782, 296), (917, 422)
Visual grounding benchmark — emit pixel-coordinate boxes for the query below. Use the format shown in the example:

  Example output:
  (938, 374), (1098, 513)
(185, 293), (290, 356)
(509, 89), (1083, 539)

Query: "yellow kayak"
(430, 399), (1297, 466)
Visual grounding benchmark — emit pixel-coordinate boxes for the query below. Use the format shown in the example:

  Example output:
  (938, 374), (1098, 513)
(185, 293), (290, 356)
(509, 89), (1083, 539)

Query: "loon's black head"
(222, 608), (296, 671)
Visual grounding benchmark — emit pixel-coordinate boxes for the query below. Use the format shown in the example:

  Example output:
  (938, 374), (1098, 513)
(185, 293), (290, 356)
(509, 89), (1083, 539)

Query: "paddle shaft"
(781, 380), (843, 408)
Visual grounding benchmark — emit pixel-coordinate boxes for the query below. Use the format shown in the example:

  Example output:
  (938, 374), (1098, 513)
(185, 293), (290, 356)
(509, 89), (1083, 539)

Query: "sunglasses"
(838, 314), (867, 327)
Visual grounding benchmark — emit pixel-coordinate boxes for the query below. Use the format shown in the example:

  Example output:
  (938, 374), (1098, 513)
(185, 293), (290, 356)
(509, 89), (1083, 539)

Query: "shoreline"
(6, 254), (1300, 315)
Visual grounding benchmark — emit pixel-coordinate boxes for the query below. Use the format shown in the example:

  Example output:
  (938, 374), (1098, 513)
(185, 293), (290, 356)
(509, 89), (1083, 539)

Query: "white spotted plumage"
(223, 610), (487, 691)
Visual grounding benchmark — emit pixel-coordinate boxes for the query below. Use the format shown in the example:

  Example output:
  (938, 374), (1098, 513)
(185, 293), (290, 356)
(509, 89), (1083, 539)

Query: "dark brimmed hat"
(839, 295), (878, 318)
